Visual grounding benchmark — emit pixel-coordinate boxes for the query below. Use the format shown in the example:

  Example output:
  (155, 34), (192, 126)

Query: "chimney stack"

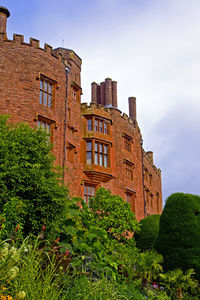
(91, 82), (98, 104)
(91, 78), (118, 108)
(128, 97), (137, 123)
(0, 6), (10, 35)
(112, 81), (117, 107)
(105, 78), (112, 106)
(100, 82), (105, 105)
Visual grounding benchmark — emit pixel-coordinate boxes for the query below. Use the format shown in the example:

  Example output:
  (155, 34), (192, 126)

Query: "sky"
(1, 0), (200, 204)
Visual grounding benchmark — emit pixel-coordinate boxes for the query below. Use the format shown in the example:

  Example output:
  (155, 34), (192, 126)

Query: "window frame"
(125, 191), (136, 212)
(86, 140), (110, 167)
(37, 117), (54, 142)
(84, 183), (95, 206)
(86, 117), (109, 135)
(123, 135), (132, 152)
(125, 160), (134, 180)
(39, 76), (56, 108)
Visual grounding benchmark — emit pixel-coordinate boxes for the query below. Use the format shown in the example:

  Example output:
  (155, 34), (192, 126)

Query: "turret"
(0, 6), (10, 36)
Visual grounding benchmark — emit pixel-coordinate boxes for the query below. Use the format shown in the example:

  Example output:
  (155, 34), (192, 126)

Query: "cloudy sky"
(1, 0), (200, 203)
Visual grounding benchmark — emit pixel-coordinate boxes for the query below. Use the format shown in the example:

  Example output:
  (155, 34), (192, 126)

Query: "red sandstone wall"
(0, 34), (67, 167)
(143, 152), (162, 215)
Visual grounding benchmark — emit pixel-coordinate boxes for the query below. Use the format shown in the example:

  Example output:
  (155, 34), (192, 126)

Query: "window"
(125, 192), (135, 212)
(95, 142), (108, 167)
(84, 184), (95, 206)
(124, 135), (132, 152)
(86, 141), (92, 164)
(67, 143), (75, 163)
(37, 119), (51, 134)
(125, 161), (134, 180)
(87, 119), (92, 131)
(39, 78), (54, 108)
(86, 140), (110, 167)
(94, 119), (108, 134)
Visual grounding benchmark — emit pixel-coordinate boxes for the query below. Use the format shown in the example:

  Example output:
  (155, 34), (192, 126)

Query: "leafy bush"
(89, 187), (139, 242)
(134, 214), (160, 251)
(0, 115), (69, 239)
(155, 193), (200, 279)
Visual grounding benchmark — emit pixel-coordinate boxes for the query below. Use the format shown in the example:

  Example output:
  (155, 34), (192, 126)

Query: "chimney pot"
(105, 78), (112, 106)
(112, 81), (118, 108)
(128, 96), (137, 122)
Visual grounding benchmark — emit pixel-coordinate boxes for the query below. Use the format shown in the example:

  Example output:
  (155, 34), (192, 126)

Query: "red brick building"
(0, 7), (162, 220)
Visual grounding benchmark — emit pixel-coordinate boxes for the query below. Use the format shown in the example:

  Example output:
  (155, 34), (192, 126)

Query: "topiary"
(154, 193), (200, 279)
(134, 214), (160, 251)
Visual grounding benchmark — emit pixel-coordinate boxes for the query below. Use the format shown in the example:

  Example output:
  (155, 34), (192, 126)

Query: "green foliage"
(0, 237), (68, 299)
(0, 115), (69, 239)
(154, 193), (200, 279)
(134, 214), (160, 251)
(159, 268), (199, 299)
(89, 187), (139, 241)
(62, 274), (153, 300)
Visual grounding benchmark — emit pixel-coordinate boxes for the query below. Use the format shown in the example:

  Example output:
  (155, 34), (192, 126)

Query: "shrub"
(0, 115), (69, 239)
(89, 187), (139, 242)
(154, 193), (200, 279)
(134, 214), (160, 251)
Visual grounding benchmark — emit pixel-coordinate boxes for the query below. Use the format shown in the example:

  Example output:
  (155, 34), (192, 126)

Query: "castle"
(0, 7), (162, 220)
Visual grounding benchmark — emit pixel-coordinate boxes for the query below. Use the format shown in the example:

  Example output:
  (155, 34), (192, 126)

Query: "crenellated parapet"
(143, 150), (161, 175)
(0, 33), (63, 62)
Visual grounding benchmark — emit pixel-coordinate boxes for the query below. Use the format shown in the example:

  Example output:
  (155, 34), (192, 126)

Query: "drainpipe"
(62, 65), (70, 184)
(141, 139), (146, 216)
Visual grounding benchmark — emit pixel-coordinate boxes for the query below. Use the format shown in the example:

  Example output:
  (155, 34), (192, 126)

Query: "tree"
(0, 115), (69, 239)
(134, 214), (160, 251)
(154, 193), (200, 279)
(89, 187), (139, 242)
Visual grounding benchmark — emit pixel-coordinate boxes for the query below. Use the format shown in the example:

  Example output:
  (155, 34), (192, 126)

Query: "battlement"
(0, 33), (63, 62)
(143, 150), (161, 175)
(81, 101), (140, 131)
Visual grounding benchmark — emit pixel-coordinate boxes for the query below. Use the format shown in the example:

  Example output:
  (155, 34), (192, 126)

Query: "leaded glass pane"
(84, 185), (87, 194)
(100, 154), (103, 166)
(95, 153), (98, 165)
(99, 121), (103, 132)
(42, 122), (45, 129)
(40, 80), (43, 89)
(95, 142), (98, 152)
(87, 152), (92, 164)
(44, 81), (48, 92)
(104, 145), (108, 154)
(104, 155), (108, 167)
(44, 93), (47, 106)
(92, 187), (95, 196)
(37, 120), (41, 128)
(104, 122), (107, 134)
(46, 124), (50, 134)
(87, 119), (92, 131)
(95, 120), (98, 131)
(49, 84), (52, 93)
(39, 91), (43, 104)
(48, 94), (52, 108)
(88, 186), (91, 195)
(99, 143), (103, 153)
(87, 141), (92, 151)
